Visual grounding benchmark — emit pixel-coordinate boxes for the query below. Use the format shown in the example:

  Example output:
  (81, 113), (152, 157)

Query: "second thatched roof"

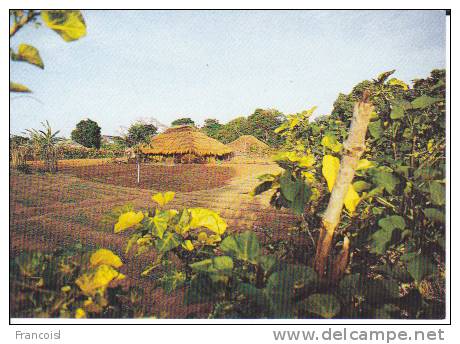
(140, 125), (233, 157)
(227, 135), (270, 155)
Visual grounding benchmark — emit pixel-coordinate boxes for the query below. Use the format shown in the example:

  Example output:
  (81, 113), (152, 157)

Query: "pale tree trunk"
(314, 93), (374, 280)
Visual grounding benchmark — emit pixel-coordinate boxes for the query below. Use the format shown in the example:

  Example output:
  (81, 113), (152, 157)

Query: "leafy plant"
(10, 10), (87, 93)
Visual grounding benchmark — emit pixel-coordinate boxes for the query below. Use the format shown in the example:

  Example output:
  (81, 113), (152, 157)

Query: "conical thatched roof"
(227, 135), (270, 155)
(141, 125), (232, 157)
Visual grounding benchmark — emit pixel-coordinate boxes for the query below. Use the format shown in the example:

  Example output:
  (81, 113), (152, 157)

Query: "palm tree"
(25, 121), (62, 172)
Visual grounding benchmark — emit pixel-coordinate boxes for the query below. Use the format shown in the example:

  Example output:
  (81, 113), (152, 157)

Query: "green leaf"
(428, 181), (445, 205)
(406, 255), (436, 283)
(155, 232), (180, 253)
(237, 283), (271, 309)
(250, 180), (274, 197)
(353, 181), (372, 192)
(266, 265), (317, 317)
(10, 81), (31, 93)
(366, 279), (400, 303)
(390, 105), (404, 119)
(368, 120), (383, 139)
(11, 44), (44, 69)
(370, 216), (405, 254)
(159, 270), (186, 294)
(279, 171), (299, 202)
(303, 294), (340, 318)
(411, 95), (443, 109)
(41, 10), (87, 42)
(184, 274), (221, 305)
(291, 181), (312, 215)
(152, 209), (177, 238)
(423, 208), (444, 223)
(372, 170), (399, 194)
(189, 256), (233, 275)
(220, 231), (260, 264)
(338, 274), (366, 300)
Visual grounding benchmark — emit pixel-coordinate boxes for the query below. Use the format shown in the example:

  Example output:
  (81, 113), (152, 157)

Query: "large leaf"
(114, 211), (144, 233)
(368, 120), (383, 139)
(41, 10), (87, 42)
(184, 274), (222, 305)
(372, 170), (399, 194)
(365, 279), (400, 304)
(370, 215), (405, 254)
(10, 81), (31, 93)
(279, 171), (299, 202)
(405, 255), (436, 283)
(428, 181), (445, 205)
(303, 294), (341, 318)
(423, 208), (444, 223)
(152, 191), (175, 207)
(12, 44), (44, 69)
(90, 249), (123, 268)
(155, 232), (180, 253)
(266, 265), (317, 317)
(75, 264), (125, 296)
(188, 208), (227, 235)
(220, 231), (260, 264)
(152, 209), (177, 238)
(189, 256), (233, 275)
(390, 105), (404, 119)
(322, 155), (340, 192)
(411, 95), (443, 109)
(159, 270), (186, 294)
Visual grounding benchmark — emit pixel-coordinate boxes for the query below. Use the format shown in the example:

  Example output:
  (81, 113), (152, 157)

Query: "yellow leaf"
(189, 208), (227, 235)
(90, 249), (123, 268)
(114, 211), (144, 233)
(302, 171), (316, 183)
(298, 154), (315, 168)
(198, 231), (208, 242)
(206, 235), (222, 245)
(388, 78), (409, 90)
(16, 44), (44, 69)
(83, 298), (93, 307)
(427, 139), (434, 153)
(41, 10), (87, 42)
(356, 159), (375, 170)
(61, 285), (71, 292)
(321, 135), (342, 153)
(344, 185), (361, 213)
(75, 308), (86, 319)
(322, 155), (340, 192)
(290, 117), (300, 129)
(152, 191), (175, 206)
(75, 264), (123, 296)
(181, 240), (194, 251)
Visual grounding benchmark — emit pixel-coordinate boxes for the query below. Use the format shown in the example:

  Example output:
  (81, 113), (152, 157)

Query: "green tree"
(201, 119), (222, 139)
(127, 122), (158, 146)
(171, 118), (195, 126)
(217, 117), (250, 143)
(71, 119), (102, 149)
(10, 10), (86, 93)
(247, 108), (285, 147)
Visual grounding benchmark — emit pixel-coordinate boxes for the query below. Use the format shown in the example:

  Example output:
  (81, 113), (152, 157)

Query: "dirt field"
(10, 159), (299, 318)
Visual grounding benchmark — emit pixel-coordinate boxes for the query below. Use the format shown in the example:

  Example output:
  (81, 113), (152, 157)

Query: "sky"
(10, 10), (446, 137)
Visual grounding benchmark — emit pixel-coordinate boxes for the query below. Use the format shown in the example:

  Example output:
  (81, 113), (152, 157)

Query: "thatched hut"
(227, 135), (270, 156)
(140, 125), (233, 163)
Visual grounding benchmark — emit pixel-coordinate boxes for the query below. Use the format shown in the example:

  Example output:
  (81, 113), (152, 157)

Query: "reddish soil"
(10, 161), (300, 318)
(58, 163), (236, 192)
